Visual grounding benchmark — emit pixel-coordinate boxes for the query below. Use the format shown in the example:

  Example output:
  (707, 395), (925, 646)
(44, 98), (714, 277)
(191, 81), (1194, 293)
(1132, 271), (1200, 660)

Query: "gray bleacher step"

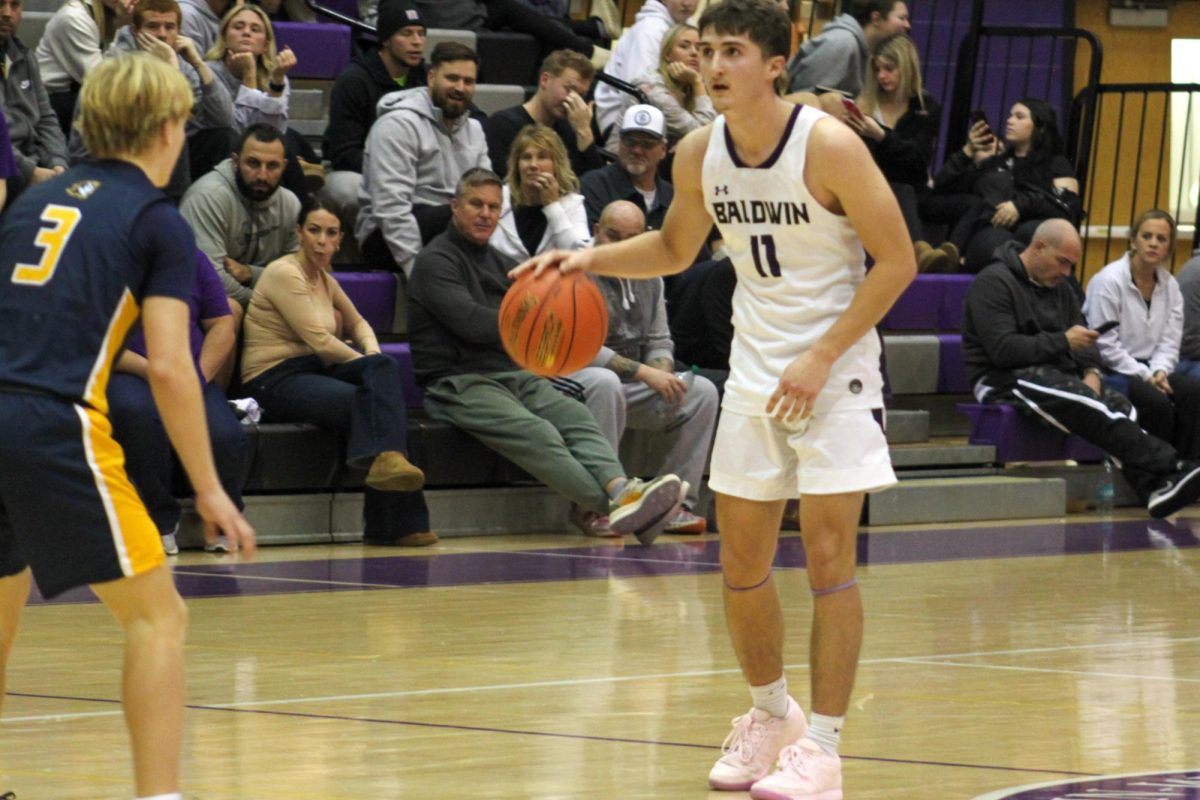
(289, 118), (327, 138)
(21, 0), (58, 13)
(883, 334), (939, 395)
(289, 88), (328, 121)
(16, 10), (52, 50)
(888, 438), (995, 469)
(866, 475), (1066, 526)
(885, 409), (929, 444)
(889, 394), (973, 437)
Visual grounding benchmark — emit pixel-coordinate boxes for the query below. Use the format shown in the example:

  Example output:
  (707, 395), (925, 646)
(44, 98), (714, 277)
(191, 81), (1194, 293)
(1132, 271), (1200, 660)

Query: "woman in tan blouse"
(242, 197), (435, 546)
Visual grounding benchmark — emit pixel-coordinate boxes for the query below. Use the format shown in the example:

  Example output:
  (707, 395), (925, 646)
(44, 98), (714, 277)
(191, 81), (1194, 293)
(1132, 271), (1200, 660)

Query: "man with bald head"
(963, 219), (1200, 517)
(564, 200), (720, 534)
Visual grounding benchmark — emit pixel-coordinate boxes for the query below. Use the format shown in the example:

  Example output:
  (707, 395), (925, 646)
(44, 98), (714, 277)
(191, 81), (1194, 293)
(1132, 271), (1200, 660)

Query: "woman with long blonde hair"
(605, 23), (716, 154)
(491, 124), (591, 261)
(205, 3), (297, 133)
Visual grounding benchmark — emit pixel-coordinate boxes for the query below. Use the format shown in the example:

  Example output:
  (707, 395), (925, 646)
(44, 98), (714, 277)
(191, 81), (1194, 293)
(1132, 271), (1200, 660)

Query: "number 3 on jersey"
(751, 234), (782, 278)
(11, 205), (83, 286)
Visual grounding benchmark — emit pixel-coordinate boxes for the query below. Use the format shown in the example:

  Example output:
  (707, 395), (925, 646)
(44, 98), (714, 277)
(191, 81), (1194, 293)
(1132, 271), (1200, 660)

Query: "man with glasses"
(581, 104), (673, 229)
(963, 218), (1200, 518)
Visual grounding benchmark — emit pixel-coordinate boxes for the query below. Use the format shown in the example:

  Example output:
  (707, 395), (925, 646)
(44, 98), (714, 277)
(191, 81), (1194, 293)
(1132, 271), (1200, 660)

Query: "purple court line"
(26, 517), (1200, 606)
(4, 691), (1097, 779)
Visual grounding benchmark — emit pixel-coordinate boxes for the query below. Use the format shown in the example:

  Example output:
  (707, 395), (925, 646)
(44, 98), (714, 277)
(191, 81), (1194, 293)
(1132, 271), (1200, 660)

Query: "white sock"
(807, 712), (844, 755)
(749, 675), (790, 718)
(135, 794), (182, 800)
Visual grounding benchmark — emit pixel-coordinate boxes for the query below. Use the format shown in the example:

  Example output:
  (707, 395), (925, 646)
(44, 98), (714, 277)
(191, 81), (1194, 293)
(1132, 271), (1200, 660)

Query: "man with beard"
(580, 104), (673, 230)
(180, 123), (300, 306)
(355, 41), (490, 277)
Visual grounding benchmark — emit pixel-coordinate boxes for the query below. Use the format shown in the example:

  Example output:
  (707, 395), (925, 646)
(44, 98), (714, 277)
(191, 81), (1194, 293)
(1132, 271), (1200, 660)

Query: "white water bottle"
(1094, 458), (1115, 512)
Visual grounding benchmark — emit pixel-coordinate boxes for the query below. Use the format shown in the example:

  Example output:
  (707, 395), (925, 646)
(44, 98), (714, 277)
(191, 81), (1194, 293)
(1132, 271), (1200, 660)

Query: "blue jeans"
(1176, 360), (1200, 383)
(244, 354), (430, 538)
(108, 372), (247, 534)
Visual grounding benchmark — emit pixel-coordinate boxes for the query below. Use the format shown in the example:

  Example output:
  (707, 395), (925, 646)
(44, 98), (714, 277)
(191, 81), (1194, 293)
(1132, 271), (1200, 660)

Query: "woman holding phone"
(1083, 209), (1200, 459)
(847, 34), (951, 271)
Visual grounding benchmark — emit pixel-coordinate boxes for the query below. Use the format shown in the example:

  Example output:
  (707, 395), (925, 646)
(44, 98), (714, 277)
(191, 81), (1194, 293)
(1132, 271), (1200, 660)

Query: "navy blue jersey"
(0, 160), (196, 414)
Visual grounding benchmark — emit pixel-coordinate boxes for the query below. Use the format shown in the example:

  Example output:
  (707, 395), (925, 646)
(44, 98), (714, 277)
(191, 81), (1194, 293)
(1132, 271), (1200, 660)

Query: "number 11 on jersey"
(751, 234), (781, 278)
(11, 205), (83, 287)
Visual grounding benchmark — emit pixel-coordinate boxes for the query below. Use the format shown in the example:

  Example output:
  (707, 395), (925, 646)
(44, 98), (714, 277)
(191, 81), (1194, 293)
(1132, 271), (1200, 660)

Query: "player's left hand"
(510, 248), (594, 280)
(767, 351), (833, 426)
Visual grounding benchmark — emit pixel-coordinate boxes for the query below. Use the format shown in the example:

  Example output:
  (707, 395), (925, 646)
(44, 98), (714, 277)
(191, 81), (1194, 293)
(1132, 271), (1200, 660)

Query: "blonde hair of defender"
(78, 52), (194, 159)
(506, 123), (580, 208)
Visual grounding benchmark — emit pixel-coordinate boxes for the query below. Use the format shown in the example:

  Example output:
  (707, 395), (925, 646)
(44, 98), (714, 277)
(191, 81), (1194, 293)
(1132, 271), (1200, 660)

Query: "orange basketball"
(499, 269), (609, 377)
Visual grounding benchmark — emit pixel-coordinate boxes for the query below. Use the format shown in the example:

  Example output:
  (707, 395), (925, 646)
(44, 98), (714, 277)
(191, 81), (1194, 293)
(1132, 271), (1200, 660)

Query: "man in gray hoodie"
(787, 0), (909, 97)
(180, 124), (300, 306)
(355, 41), (490, 276)
(0, 0), (69, 192)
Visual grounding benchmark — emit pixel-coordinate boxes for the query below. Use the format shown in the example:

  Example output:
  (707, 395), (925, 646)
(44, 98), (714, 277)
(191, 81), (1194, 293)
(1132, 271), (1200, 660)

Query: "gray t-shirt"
(1176, 253), (1200, 361)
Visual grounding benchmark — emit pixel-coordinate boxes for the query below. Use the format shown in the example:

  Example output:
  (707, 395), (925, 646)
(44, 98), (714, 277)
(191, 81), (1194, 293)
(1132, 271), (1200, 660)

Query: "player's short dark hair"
(848, 0), (902, 26)
(235, 123), (286, 154)
(431, 41), (479, 69)
(455, 167), (503, 199)
(698, 0), (791, 63)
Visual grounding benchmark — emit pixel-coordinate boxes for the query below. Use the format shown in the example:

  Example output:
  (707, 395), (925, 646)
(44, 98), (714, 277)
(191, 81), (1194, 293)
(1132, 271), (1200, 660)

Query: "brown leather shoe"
(915, 241), (954, 273)
(364, 531), (439, 547)
(365, 451), (425, 492)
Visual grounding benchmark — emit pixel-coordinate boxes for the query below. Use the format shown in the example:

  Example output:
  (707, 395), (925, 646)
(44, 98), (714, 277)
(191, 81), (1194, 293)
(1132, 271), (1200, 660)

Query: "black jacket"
(483, 104), (606, 181)
(580, 162), (674, 230)
(962, 240), (1102, 390)
(323, 50), (428, 173)
(934, 148), (1082, 225)
(865, 91), (940, 189)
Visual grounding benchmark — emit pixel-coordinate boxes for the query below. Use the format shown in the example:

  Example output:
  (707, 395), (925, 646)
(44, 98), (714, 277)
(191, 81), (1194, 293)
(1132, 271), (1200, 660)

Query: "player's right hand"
(509, 248), (592, 280)
(195, 489), (257, 561)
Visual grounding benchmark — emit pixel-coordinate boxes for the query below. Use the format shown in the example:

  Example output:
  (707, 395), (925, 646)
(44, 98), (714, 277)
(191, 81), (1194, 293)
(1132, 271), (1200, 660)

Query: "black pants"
(959, 217), (1043, 273)
(667, 257), (735, 371)
(484, 0), (595, 56)
(891, 182), (926, 241)
(981, 365), (1180, 501)
(1105, 372), (1200, 462)
(361, 204), (452, 272)
(48, 87), (79, 137)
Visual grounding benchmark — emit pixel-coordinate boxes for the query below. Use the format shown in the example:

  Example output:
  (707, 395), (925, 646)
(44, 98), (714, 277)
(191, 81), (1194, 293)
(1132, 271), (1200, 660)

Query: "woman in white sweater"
(35, 0), (131, 133)
(1084, 208), (1200, 459)
(490, 124), (591, 262)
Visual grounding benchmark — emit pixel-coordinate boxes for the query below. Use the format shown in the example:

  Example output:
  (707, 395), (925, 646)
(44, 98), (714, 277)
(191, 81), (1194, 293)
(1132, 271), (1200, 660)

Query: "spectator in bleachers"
(963, 218), (1200, 518)
(178, 0), (234, 55)
(355, 41), (489, 276)
(204, 3), (322, 200)
(581, 104), (671, 229)
(322, 0), (427, 234)
(35, 0), (132, 134)
(787, 0), (909, 102)
(407, 168), (685, 542)
(410, 0), (610, 68)
(0, 0), (69, 194)
(1082, 209), (1200, 460)
(0, 107), (16, 210)
(181, 123), (301, 306)
(490, 124), (590, 261)
(1176, 245), (1200, 381)
(603, 23), (714, 155)
(81, 0), (234, 196)
(483, 49), (604, 181)
(847, 33), (952, 272)
(566, 200), (717, 534)
(667, 256), (734, 376)
(110, 250), (246, 556)
(595, 0), (695, 137)
(258, 0), (316, 23)
(933, 98), (1081, 274)
(242, 197), (437, 547)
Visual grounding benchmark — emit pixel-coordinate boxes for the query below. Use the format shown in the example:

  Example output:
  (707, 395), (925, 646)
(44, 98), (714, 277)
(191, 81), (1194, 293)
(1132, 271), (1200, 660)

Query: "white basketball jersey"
(701, 104), (884, 417)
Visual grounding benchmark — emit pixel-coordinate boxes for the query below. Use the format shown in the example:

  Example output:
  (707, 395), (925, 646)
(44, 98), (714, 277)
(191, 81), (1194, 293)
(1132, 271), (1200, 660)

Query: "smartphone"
(841, 97), (866, 121)
(1093, 320), (1120, 334)
(969, 108), (990, 129)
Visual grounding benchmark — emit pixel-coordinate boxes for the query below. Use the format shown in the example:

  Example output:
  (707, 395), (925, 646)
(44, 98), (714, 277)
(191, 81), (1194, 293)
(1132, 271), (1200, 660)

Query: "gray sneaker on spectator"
(609, 475), (684, 545)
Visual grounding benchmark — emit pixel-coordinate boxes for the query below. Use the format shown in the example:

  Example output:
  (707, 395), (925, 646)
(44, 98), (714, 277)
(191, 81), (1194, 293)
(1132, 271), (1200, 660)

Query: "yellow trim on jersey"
(83, 288), (140, 416)
(76, 404), (165, 580)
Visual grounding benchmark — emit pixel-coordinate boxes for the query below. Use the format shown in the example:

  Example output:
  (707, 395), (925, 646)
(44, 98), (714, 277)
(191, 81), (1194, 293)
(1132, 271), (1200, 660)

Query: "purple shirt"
(0, 108), (16, 180)
(127, 249), (231, 373)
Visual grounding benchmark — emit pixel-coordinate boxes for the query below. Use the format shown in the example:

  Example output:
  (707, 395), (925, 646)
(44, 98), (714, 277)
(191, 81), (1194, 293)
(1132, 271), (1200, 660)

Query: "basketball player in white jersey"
(516, 0), (914, 796)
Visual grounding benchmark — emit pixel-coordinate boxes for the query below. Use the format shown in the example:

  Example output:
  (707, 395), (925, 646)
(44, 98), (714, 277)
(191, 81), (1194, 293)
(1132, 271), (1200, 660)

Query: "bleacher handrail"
(594, 70), (649, 105)
(302, 0), (376, 36)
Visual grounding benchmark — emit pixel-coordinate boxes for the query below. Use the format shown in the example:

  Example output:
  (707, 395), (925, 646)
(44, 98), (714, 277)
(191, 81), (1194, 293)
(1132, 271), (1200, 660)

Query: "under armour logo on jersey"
(715, 185), (729, 195)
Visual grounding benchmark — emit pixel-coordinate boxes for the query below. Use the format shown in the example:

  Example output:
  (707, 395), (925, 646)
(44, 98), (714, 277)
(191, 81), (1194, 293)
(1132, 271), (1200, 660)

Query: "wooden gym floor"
(3, 512), (1200, 799)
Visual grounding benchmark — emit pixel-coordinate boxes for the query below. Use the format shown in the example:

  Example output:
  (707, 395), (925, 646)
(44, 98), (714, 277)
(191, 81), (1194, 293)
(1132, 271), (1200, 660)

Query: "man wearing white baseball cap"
(581, 103), (674, 230)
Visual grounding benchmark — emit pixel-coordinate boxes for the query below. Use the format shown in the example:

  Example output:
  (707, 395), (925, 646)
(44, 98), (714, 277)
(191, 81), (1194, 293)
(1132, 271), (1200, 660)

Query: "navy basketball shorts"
(0, 392), (164, 598)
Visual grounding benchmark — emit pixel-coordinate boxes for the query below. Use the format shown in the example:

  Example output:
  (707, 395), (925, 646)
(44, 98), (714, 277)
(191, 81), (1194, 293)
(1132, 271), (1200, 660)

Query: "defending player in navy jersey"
(517, 1), (915, 797)
(0, 54), (255, 800)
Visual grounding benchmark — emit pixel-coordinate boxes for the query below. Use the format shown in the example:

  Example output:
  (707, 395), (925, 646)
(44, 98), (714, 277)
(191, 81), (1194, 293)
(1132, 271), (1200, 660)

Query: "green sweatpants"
(423, 370), (625, 514)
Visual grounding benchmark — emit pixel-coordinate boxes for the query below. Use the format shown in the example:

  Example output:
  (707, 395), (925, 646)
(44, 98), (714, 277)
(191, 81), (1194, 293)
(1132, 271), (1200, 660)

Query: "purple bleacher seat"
(937, 274), (974, 331)
(883, 275), (941, 330)
(273, 22), (351, 79)
(936, 333), (969, 393)
(332, 271), (396, 334)
(379, 342), (424, 408)
(958, 403), (1105, 463)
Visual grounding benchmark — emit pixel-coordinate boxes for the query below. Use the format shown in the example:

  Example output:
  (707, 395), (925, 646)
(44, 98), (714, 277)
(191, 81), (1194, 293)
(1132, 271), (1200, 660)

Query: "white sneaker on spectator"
(750, 738), (842, 800)
(709, 697), (807, 791)
(610, 476), (683, 545)
(161, 527), (179, 556)
(204, 534), (230, 554)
